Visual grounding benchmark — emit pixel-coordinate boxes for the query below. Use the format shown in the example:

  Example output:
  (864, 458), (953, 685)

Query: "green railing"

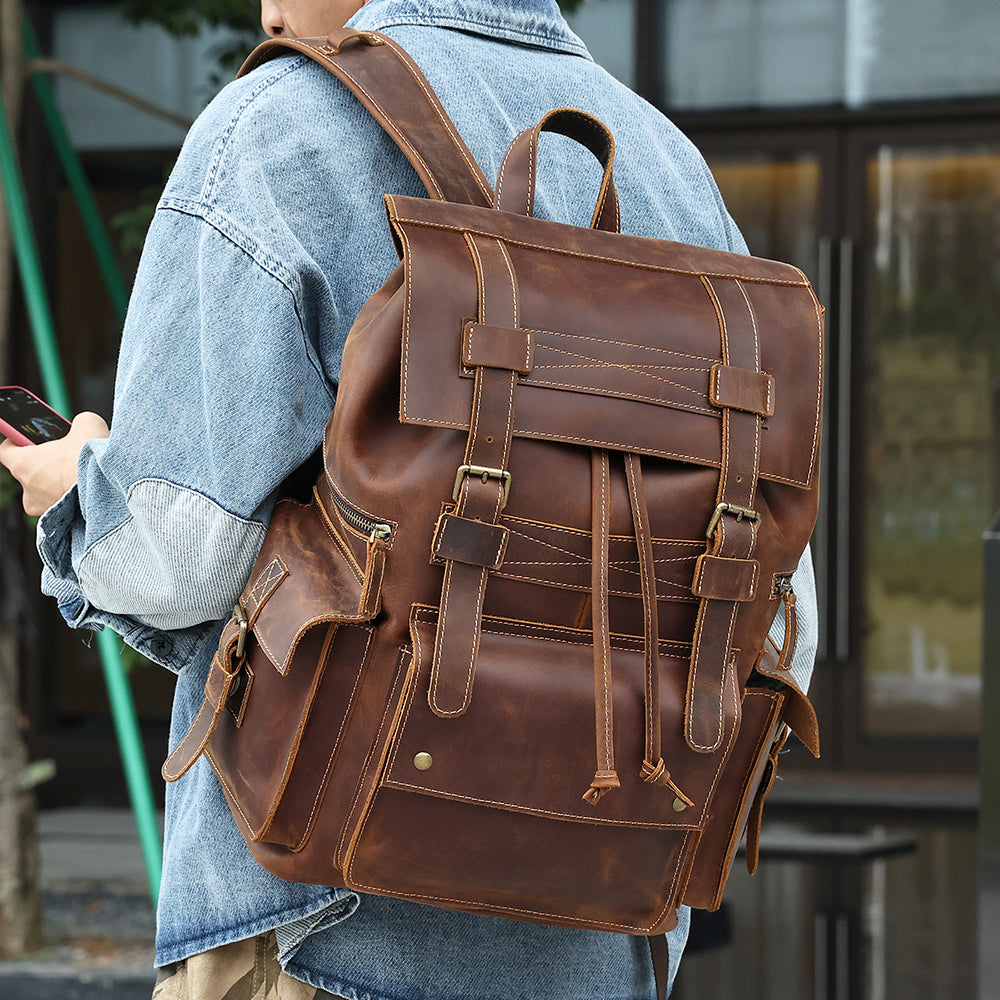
(0, 22), (161, 905)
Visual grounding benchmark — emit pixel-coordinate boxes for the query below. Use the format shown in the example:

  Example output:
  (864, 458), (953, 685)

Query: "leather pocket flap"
(241, 498), (381, 675)
(390, 195), (822, 490)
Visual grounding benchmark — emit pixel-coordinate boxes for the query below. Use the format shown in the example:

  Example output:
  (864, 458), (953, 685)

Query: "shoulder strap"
(238, 29), (494, 208)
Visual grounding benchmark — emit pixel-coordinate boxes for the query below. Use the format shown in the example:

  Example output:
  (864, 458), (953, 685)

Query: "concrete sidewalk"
(0, 808), (159, 999)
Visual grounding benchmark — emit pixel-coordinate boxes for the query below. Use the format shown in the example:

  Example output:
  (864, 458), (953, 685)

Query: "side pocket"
(204, 496), (385, 849)
(678, 687), (787, 911)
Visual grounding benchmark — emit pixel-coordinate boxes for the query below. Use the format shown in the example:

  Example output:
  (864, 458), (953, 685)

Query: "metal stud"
(413, 752), (434, 771)
(672, 797), (688, 813)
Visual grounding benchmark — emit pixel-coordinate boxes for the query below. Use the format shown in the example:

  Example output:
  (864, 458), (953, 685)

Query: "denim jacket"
(37, 1), (817, 995)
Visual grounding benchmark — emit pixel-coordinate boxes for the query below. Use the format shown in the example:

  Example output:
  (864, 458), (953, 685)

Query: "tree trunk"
(0, 0), (45, 959)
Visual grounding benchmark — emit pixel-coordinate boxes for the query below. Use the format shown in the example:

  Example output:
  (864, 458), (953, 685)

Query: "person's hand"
(0, 412), (110, 516)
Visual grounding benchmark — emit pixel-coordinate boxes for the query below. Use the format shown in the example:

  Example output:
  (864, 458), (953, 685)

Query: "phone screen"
(0, 386), (72, 445)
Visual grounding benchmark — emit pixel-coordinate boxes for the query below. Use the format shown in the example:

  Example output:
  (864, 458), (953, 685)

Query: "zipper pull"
(772, 575), (797, 671)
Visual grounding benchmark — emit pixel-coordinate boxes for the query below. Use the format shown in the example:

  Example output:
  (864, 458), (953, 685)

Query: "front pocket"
(343, 605), (743, 933)
(206, 497), (383, 849)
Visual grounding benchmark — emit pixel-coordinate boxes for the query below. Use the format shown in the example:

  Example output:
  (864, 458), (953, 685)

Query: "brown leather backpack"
(166, 28), (822, 943)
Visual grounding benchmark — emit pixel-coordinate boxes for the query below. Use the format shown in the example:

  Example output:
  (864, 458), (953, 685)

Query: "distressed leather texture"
(164, 29), (823, 936)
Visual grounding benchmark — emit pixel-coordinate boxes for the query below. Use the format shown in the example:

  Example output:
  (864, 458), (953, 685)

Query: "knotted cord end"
(582, 769), (620, 806)
(641, 757), (694, 807)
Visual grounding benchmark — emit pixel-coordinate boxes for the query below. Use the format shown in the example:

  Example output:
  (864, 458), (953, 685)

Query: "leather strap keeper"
(692, 553), (759, 602)
(432, 512), (509, 569)
(709, 363), (775, 418)
(205, 653), (238, 710)
(462, 321), (534, 374)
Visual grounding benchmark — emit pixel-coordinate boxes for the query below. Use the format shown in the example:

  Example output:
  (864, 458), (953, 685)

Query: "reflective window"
(862, 144), (1000, 738)
(564, 0), (635, 89)
(660, 0), (1000, 110)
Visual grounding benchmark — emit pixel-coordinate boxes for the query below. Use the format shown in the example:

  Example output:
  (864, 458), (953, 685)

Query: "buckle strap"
(238, 31), (493, 208)
(429, 234), (520, 718)
(686, 276), (766, 753)
(582, 449), (620, 805)
(162, 651), (241, 782)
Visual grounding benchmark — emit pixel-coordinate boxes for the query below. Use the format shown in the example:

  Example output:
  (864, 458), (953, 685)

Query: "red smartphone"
(0, 386), (71, 446)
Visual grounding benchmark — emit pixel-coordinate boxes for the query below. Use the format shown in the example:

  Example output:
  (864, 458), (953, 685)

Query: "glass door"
(690, 120), (994, 771)
(847, 128), (1000, 750)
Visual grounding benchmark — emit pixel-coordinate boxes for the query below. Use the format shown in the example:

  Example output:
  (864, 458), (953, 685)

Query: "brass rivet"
(672, 798), (688, 813)
(413, 752), (434, 771)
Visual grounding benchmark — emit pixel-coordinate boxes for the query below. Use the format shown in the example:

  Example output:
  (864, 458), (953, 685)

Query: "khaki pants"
(153, 931), (344, 1000)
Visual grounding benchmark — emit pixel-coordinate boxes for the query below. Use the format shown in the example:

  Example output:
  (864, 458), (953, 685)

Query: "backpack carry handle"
(494, 108), (620, 233)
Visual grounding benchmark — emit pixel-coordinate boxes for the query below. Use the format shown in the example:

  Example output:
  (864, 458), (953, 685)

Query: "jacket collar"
(348, 0), (592, 59)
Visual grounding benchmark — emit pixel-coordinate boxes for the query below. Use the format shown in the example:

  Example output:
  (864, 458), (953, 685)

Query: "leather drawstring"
(583, 449), (620, 805)
(625, 454), (693, 808)
(583, 451), (692, 810)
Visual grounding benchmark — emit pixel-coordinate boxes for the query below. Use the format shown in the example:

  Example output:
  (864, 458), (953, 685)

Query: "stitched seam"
(503, 515), (703, 547)
(626, 455), (656, 726)
(522, 376), (718, 417)
(205, 743), (255, 833)
(699, 657), (745, 807)
(164, 699), (213, 778)
(380, 779), (699, 830)
(341, 877), (678, 935)
(411, 606), (692, 657)
(326, 58), (444, 199)
(396, 215), (416, 422)
(313, 493), (366, 583)
(389, 214), (811, 285)
(296, 626), (375, 846)
(336, 646), (412, 865)
(595, 452), (613, 771)
(490, 568), (699, 601)
(378, 36), (493, 203)
(535, 327), (718, 365)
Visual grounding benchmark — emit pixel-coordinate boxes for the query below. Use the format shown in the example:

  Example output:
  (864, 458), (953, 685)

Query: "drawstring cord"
(583, 451), (692, 809)
(625, 454), (693, 807)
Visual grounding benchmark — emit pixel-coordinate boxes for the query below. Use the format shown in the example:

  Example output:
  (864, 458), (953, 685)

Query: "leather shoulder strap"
(238, 29), (494, 208)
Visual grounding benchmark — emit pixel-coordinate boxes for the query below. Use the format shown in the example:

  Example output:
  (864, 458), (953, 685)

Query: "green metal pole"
(22, 18), (130, 322)
(0, 90), (68, 414)
(0, 87), (161, 904)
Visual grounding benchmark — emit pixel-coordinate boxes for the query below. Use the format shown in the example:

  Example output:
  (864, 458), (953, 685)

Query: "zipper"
(329, 488), (392, 542)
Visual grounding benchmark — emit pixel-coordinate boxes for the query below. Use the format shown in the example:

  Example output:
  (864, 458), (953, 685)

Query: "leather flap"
(390, 195), (823, 490)
(243, 498), (379, 675)
(380, 606), (742, 831)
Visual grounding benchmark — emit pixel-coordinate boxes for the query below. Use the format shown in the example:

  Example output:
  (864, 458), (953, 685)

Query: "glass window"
(564, 0), (635, 89)
(53, 7), (237, 151)
(661, 0), (1000, 110)
(862, 143), (1000, 739)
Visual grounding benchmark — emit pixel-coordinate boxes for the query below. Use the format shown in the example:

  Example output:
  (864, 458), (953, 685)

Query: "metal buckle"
(233, 603), (249, 660)
(453, 464), (512, 509)
(705, 502), (761, 539)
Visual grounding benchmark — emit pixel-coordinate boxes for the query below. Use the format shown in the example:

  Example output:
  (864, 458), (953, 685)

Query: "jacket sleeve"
(36, 200), (336, 674)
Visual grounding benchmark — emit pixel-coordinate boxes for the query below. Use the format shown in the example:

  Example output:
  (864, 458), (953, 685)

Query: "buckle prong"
(706, 502), (761, 539)
(233, 603), (249, 659)
(453, 464), (512, 509)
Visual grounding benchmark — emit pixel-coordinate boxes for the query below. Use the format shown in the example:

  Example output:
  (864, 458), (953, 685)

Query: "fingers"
(0, 411), (110, 516)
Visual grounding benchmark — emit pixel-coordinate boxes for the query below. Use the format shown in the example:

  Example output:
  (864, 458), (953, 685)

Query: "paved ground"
(0, 808), (159, 999)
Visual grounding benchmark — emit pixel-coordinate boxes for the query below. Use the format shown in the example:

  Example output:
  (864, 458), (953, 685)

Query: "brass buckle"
(705, 502), (761, 539)
(453, 464), (512, 509)
(233, 603), (249, 660)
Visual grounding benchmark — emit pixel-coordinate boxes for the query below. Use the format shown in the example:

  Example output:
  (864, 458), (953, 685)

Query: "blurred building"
(4, 1), (995, 997)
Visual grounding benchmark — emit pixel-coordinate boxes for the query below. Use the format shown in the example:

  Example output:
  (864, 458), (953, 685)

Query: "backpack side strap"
(238, 29), (494, 208)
